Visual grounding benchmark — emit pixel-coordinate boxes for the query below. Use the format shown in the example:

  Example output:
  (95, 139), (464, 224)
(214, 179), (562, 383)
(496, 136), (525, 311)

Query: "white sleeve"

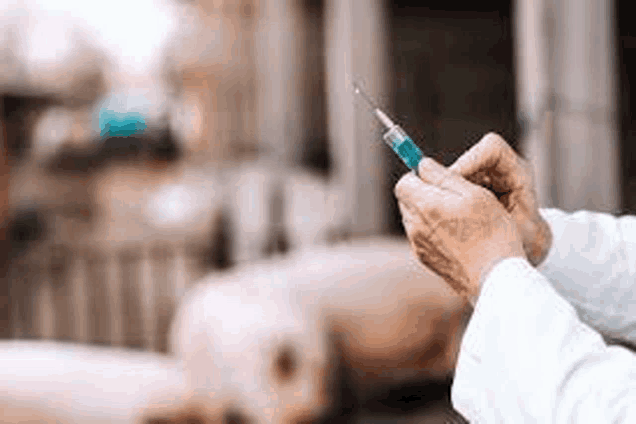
(451, 257), (636, 423)
(536, 208), (636, 345)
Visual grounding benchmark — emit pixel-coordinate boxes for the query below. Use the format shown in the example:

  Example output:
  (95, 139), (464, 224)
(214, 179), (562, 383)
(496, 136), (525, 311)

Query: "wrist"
(478, 255), (514, 286)
(527, 219), (553, 267)
(473, 251), (524, 305)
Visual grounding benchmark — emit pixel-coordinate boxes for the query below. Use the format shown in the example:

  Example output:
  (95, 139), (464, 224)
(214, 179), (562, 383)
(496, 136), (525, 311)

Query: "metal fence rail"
(6, 240), (209, 353)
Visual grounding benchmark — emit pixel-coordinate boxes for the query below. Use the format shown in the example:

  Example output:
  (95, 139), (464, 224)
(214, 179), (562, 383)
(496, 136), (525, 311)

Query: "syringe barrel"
(383, 125), (424, 171)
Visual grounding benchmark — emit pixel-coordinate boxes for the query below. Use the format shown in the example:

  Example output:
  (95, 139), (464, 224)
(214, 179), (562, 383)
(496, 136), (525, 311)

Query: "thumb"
(448, 132), (506, 178)
(448, 150), (478, 177)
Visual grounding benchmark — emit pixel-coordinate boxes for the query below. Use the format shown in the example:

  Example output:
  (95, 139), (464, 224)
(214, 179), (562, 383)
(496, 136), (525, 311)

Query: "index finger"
(449, 132), (516, 178)
(394, 167), (465, 211)
(394, 174), (452, 231)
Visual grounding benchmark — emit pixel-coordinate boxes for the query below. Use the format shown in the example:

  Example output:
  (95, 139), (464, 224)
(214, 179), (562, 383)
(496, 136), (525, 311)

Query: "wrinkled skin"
(448, 133), (553, 267)
(395, 158), (525, 305)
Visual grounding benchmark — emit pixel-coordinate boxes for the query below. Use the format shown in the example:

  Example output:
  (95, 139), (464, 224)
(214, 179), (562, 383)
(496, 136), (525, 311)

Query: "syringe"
(353, 83), (424, 173)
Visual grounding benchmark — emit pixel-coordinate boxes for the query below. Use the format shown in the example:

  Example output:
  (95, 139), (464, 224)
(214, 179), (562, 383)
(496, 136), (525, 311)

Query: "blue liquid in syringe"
(384, 125), (424, 171)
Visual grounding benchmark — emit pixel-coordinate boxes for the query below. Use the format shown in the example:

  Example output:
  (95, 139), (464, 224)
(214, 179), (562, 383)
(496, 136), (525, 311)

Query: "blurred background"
(0, 0), (631, 421)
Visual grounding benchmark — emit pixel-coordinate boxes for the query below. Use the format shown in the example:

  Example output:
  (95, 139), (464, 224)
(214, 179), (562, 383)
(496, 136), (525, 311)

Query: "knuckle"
(469, 186), (495, 205)
(394, 174), (410, 197)
(447, 160), (462, 174)
(481, 131), (507, 151)
(491, 132), (507, 149)
(480, 132), (498, 146)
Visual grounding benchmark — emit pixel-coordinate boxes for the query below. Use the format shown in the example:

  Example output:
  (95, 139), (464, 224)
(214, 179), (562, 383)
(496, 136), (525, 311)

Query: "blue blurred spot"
(99, 110), (147, 137)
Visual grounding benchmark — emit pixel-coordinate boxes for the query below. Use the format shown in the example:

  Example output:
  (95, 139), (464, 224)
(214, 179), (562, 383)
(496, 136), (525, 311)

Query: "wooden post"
(325, 0), (390, 236)
(0, 99), (10, 338)
(517, 0), (620, 212)
(515, 0), (555, 208)
(551, 0), (620, 212)
(253, 0), (298, 166)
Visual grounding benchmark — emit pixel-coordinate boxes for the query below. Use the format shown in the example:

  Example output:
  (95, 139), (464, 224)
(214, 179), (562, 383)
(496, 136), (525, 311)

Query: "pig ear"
(268, 330), (318, 383)
(272, 342), (300, 384)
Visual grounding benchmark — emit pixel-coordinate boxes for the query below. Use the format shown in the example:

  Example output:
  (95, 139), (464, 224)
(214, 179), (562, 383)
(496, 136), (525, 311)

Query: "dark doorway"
(387, 0), (516, 235)
(617, 0), (636, 214)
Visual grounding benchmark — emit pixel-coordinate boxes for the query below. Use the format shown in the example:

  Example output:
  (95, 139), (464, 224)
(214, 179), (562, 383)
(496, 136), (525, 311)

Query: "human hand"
(394, 158), (525, 305)
(449, 133), (553, 266)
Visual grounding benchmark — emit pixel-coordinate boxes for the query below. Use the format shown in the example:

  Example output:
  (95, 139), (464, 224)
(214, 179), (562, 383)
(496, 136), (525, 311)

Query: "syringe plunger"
(374, 108), (395, 130)
(352, 83), (424, 172)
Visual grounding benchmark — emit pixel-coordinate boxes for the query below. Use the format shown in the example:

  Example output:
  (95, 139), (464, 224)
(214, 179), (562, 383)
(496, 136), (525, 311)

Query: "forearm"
(536, 208), (636, 344)
(452, 257), (636, 423)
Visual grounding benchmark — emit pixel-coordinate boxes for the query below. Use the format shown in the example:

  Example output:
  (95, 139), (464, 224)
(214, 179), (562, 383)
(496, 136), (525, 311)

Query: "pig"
(0, 340), (187, 424)
(168, 265), (334, 424)
(167, 237), (471, 423)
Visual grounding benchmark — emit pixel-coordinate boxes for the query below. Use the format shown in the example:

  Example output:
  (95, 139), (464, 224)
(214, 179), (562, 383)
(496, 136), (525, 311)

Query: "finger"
(449, 132), (514, 178)
(464, 169), (492, 187)
(397, 200), (417, 230)
(397, 198), (414, 218)
(394, 171), (455, 212)
(417, 157), (449, 186)
(394, 171), (427, 202)
(417, 158), (472, 197)
(397, 197), (442, 235)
